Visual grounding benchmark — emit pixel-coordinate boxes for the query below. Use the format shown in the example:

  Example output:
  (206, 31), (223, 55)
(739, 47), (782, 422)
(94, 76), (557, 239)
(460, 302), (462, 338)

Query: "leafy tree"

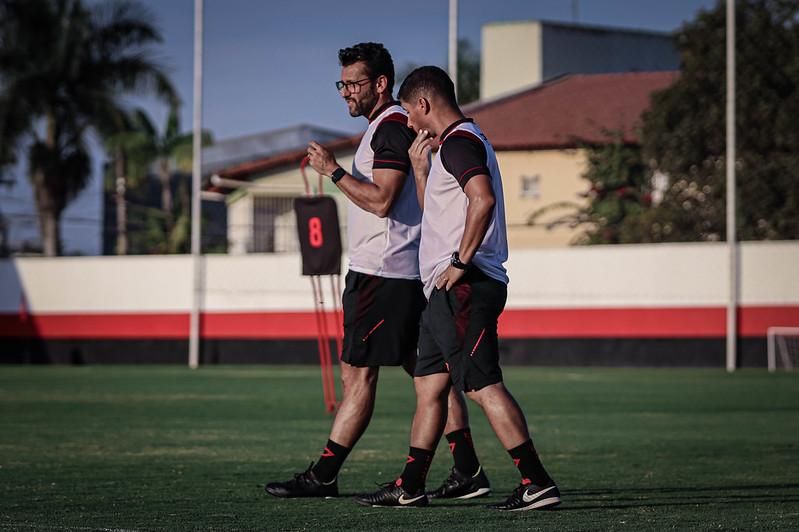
(536, 0), (799, 244)
(641, 0), (799, 241)
(528, 134), (654, 244)
(0, 0), (177, 255)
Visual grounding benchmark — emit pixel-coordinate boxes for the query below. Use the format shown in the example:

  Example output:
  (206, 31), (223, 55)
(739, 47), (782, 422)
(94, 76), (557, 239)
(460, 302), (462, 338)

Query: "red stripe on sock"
(321, 447), (335, 458)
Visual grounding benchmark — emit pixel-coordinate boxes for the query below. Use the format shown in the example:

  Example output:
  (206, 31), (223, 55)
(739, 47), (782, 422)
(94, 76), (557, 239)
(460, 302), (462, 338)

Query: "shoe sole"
(509, 496), (561, 512)
(264, 488), (338, 499)
(455, 487), (491, 500)
(354, 501), (428, 508)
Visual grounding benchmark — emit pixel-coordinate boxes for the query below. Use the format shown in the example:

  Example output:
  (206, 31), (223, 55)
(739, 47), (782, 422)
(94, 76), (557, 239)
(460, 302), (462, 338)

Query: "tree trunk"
(33, 114), (62, 256)
(34, 174), (61, 257)
(159, 158), (173, 234)
(115, 148), (128, 255)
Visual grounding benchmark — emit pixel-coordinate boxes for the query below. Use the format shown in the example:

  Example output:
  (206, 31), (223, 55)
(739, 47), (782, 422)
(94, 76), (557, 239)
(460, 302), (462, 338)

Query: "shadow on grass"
(557, 483), (799, 511)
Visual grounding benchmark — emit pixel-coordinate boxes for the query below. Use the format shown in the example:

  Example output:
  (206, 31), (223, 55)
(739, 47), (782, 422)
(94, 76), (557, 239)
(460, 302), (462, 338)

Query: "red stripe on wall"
(499, 307), (726, 338)
(1, 306), (798, 340)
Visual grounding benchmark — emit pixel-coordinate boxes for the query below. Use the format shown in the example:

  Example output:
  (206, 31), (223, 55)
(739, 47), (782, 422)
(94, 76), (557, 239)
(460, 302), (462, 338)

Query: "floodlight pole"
(189, 0), (204, 369)
(448, 0), (458, 99)
(725, 0), (737, 373)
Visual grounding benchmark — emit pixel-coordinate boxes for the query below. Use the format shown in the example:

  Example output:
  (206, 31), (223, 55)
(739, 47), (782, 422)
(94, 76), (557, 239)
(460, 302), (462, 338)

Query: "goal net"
(767, 327), (799, 372)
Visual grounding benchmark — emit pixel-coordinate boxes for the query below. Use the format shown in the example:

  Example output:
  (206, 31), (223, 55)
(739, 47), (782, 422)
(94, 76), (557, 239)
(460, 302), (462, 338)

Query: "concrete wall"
(497, 149), (588, 248)
(0, 241), (795, 317)
(480, 20), (678, 100)
(540, 23), (679, 81)
(2, 242), (797, 365)
(481, 21), (542, 100)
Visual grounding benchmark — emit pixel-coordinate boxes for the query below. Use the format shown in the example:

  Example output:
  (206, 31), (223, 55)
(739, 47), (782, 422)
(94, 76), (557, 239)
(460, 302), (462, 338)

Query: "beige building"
(209, 72), (677, 252)
(468, 70), (677, 247)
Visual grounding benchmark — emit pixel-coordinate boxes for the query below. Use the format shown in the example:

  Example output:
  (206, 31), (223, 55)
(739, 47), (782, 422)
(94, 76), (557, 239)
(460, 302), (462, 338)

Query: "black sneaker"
(354, 481), (429, 507)
(427, 466), (491, 499)
(264, 462), (338, 498)
(487, 482), (561, 511)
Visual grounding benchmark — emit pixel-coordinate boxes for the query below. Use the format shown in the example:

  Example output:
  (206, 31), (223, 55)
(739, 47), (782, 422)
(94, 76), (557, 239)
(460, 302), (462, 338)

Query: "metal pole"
(189, 0), (204, 369)
(725, 0), (737, 372)
(448, 0), (458, 99)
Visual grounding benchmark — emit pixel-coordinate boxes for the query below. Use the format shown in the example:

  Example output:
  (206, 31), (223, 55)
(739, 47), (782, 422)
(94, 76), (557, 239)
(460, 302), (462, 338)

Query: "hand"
(307, 141), (338, 176)
(435, 265), (466, 291)
(408, 129), (435, 179)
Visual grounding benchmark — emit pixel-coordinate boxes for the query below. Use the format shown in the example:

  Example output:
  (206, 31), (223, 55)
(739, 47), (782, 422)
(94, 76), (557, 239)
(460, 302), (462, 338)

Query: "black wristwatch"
(450, 251), (471, 270)
(331, 167), (346, 184)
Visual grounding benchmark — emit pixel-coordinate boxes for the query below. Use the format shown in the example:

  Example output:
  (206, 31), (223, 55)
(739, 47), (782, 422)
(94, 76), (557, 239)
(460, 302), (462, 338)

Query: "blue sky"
(1, 0), (717, 254)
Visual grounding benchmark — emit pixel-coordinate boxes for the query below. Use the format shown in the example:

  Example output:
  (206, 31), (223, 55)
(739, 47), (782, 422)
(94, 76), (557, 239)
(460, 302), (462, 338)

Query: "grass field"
(1, 365), (798, 531)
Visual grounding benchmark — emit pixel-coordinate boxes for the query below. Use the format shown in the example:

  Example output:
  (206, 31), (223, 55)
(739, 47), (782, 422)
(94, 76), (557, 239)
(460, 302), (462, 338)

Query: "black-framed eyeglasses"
(335, 78), (372, 93)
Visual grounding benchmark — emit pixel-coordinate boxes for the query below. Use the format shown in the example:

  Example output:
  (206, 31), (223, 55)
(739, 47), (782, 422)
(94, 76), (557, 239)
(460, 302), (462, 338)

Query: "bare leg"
(409, 373), (451, 450)
(466, 382), (530, 450)
(444, 387), (469, 434)
(328, 362), (380, 447)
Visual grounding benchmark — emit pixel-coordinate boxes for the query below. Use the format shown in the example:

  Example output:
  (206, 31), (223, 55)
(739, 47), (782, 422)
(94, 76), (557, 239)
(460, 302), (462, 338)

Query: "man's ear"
(374, 74), (389, 95)
(419, 97), (431, 115)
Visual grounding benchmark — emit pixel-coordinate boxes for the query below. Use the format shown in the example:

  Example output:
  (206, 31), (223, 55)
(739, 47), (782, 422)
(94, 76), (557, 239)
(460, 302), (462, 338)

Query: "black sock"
(311, 439), (351, 483)
(446, 428), (480, 476)
(508, 439), (553, 487)
(397, 447), (434, 494)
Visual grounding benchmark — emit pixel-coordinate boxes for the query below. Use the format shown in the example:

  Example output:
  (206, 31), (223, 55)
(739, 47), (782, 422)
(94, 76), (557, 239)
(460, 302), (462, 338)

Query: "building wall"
(498, 149), (589, 248)
(481, 21), (542, 100)
(480, 21), (678, 100)
(2, 242), (798, 366)
(540, 23), (679, 81)
(225, 152), (354, 254)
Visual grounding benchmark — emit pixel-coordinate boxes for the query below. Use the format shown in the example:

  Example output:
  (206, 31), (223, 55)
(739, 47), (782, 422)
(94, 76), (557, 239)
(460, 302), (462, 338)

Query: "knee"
(414, 376), (450, 405)
(465, 388), (487, 408)
(341, 367), (378, 396)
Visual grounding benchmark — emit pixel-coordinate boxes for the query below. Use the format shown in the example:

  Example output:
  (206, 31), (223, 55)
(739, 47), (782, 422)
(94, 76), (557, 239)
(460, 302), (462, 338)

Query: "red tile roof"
(206, 135), (361, 192)
(465, 71), (678, 150)
(206, 71), (677, 191)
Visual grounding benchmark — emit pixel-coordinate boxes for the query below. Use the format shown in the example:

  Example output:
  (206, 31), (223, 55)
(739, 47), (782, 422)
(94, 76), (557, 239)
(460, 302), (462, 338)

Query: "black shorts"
(415, 268), (507, 392)
(341, 270), (426, 367)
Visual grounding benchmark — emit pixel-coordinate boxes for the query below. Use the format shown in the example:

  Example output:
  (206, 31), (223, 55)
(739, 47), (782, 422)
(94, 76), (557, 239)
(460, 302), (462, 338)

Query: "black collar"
(438, 117), (474, 143)
(368, 100), (400, 123)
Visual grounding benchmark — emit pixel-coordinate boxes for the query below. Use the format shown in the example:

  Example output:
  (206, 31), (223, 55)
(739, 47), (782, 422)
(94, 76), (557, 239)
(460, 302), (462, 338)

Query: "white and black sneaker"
(354, 481), (429, 507)
(427, 466), (491, 499)
(488, 482), (561, 511)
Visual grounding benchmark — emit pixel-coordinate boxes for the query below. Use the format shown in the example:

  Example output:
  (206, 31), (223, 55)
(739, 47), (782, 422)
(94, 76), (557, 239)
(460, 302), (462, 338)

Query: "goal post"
(767, 327), (799, 372)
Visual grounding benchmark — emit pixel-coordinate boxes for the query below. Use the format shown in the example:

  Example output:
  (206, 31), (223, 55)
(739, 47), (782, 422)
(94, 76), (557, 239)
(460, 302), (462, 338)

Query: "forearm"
(335, 173), (393, 217)
(458, 195), (495, 264)
(414, 171), (427, 209)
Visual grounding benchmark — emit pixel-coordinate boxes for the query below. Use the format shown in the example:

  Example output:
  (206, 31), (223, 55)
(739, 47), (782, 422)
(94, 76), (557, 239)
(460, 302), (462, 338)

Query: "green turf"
(1, 365), (798, 531)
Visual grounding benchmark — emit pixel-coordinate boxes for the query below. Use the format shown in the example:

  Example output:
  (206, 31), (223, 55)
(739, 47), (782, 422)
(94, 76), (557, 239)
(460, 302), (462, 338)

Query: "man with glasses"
(265, 43), (490, 501)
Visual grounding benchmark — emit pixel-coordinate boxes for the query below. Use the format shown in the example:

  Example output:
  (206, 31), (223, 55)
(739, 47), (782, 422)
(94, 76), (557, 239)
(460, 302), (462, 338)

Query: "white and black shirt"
(419, 118), (509, 298)
(348, 102), (421, 279)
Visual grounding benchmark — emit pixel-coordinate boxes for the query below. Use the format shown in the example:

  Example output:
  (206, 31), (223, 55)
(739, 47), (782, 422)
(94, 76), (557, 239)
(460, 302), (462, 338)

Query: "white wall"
(2, 242), (797, 314)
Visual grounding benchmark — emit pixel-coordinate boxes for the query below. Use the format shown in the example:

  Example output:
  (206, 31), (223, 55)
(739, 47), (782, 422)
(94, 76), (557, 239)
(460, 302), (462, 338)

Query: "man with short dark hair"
(265, 45), (489, 501)
(354, 66), (560, 511)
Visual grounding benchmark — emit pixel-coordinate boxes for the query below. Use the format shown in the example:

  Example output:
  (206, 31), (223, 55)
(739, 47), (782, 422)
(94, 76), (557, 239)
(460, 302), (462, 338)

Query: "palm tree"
(138, 108), (212, 240)
(104, 107), (212, 254)
(103, 108), (158, 255)
(0, 0), (177, 256)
